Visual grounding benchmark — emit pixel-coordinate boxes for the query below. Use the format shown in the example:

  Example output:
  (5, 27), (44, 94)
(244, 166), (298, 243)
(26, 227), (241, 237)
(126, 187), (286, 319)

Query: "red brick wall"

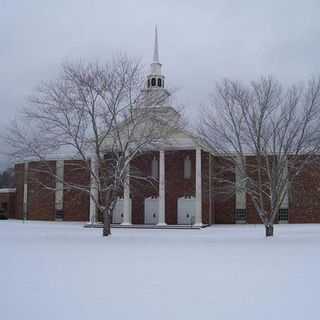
(213, 156), (235, 224)
(213, 155), (320, 225)
(130, 150), (200, 225)
(8, 192), (16, 218)
(0, 191), (16, 218)
(289, 160), (320, 223)
(165, 150), (196, 224)
(201, 151), (212, 225)
(245, 156), (265, 224)
(14, 164), (24, 219)
(12, 154), (320, 224)
(130, 152), (159, 224)
(246, 197), (262, 224)
(63, 160), (90, 221)
(27, 161), (56, 220)
(112, 150), (212, 225)
(245, 156), (320, 224)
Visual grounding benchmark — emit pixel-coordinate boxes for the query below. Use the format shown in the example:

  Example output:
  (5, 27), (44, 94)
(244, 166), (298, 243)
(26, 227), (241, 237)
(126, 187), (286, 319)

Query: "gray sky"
(1, 0), (320, 168)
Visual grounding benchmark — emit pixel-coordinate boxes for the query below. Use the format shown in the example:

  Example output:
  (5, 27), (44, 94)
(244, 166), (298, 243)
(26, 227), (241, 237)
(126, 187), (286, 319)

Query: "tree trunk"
(265, 224), (274, 237)
(103, 210), (111, 237)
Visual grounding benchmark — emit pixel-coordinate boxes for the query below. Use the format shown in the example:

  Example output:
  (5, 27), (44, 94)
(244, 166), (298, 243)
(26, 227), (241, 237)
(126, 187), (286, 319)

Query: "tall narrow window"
(235, 209), (247, 223)
(151, 78), (156, 87)
(158, 78), (162, 87)
(279, 209), (289, 223)
(151, 157), (159, 178)
(147, 79), (150, 88)
(184, 156), (191, 179)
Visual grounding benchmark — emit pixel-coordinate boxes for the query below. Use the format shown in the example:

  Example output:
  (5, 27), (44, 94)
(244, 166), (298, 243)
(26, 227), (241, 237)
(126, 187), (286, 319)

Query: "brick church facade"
(3, 153), (320, 225)
(2, 30), (320, 225)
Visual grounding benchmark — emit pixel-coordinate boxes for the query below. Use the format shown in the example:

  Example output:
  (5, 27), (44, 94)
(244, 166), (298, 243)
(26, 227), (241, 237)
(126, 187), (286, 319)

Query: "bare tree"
(6, 56), (182, 236)
(200, 76), (320, 236)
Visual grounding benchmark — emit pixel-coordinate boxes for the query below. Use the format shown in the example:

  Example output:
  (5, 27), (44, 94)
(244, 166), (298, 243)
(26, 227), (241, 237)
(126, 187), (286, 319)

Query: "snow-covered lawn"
(1, 221), (319, 320)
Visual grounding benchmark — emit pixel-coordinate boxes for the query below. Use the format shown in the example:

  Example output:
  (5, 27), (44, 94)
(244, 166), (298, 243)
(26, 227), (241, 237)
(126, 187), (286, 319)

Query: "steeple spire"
(150, 25), (162, 76)
(141, 26), (170, 107)
(153, 25), (159, 63)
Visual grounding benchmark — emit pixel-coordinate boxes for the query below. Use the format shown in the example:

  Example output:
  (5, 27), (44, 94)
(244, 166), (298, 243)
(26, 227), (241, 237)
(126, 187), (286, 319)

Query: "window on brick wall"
(184, 156), (191, 179)
(151, 157), (159, 179)
(279, 209), (289, 222)
(235, 209), (247, 223)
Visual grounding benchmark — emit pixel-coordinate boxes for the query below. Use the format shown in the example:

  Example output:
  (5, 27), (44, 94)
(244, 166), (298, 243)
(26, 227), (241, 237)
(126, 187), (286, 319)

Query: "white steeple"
(150, 26), (162, 76)
(141, 26), (170, 107)
(153, 25), (159, 63)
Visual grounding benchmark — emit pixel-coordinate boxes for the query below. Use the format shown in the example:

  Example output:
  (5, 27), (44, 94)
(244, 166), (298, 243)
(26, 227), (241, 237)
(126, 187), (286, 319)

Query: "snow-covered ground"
(1, 221), (319, 320)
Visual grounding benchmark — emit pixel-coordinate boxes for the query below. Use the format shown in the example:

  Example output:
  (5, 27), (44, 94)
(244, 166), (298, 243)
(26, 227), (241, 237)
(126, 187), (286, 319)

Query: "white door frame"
(144, 196), (159, 224)
(177, 196), (196, 225)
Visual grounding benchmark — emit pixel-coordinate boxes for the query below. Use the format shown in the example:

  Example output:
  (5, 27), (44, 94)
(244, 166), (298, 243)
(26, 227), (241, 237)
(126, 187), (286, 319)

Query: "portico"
(115, 147), (203, 226)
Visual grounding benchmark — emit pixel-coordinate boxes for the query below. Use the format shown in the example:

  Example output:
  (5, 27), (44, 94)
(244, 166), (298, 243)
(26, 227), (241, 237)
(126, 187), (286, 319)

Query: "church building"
(2, 29), (320, 225)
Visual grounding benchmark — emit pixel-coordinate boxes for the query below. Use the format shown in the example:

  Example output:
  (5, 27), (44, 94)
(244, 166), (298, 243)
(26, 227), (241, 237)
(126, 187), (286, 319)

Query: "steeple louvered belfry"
(141, 26), (170, 107)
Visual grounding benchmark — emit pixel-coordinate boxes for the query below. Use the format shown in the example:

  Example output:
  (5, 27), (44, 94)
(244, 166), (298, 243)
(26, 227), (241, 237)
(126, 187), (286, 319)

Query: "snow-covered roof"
(0, 188), (16, 194)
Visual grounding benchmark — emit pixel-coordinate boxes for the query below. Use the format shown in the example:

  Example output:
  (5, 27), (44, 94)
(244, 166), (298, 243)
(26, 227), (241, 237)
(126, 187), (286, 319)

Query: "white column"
(89, 154), (98, 224)
(122, 161), (131, 225)
(158, 150), (166, 225)
(281, 159), (289, 209)
(195, 148), (203, 226)
(55, 160), (64, 216)
(23, 162), (28, 221)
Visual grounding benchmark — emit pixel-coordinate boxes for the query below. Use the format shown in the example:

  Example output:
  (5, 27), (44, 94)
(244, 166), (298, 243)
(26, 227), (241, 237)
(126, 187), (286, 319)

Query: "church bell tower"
(147, 26), (165, 89)
(141, 26), (170, 107)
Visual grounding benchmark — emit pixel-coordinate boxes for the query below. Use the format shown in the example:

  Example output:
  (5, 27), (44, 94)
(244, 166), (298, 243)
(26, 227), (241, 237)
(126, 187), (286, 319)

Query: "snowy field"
(1, 221), (319, 320)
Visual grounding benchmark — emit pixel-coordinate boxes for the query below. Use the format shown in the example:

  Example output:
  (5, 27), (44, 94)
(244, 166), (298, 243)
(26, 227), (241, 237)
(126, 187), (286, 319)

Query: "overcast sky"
(1, 0), (320, 168)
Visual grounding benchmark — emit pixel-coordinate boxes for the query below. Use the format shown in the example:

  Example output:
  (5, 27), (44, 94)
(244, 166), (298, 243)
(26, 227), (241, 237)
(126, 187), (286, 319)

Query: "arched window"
(151, 157), (159, 178)
(151, 78), (156, 87)
(158, 78), (162, 87)
(184, 156), (191, 179)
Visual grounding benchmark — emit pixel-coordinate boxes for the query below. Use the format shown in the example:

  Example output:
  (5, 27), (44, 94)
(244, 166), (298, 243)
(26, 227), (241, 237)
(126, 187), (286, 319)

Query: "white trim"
(280, 159), (289, 209)
(194, 148), (203, 226)
(157, 150), (166, 225)
(122, 161), (132, 225)
(55, 160), (64, 212)
(23, 162), (28, 219)
(89, 155), (98, 224)
(235, 157), (246, 210)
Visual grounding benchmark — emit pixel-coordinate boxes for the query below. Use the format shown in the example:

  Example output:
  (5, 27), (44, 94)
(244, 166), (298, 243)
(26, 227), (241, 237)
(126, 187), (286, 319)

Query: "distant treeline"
(0, 168), (15, 188)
